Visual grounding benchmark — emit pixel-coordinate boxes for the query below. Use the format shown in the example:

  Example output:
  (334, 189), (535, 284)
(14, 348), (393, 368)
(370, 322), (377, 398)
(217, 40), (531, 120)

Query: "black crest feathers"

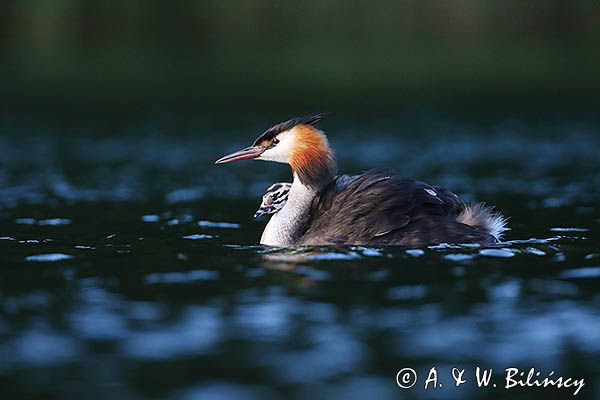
(252, 113), (328, 146)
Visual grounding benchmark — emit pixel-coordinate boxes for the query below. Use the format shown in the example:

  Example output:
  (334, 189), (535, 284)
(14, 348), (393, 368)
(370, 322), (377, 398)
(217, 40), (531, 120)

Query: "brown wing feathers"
(300, 168), (495, 246)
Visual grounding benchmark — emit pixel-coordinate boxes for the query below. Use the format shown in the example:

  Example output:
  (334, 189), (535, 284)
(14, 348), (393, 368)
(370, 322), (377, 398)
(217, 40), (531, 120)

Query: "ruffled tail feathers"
(456, 202), (508, 241)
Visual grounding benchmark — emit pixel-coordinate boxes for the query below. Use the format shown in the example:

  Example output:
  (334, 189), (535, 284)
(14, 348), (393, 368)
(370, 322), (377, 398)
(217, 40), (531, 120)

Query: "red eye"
(266, 198), (273, 206)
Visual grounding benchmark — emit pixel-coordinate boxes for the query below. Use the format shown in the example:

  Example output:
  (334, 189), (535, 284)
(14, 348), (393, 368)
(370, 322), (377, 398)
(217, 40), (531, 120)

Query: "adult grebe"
(216, 114), (507, 246)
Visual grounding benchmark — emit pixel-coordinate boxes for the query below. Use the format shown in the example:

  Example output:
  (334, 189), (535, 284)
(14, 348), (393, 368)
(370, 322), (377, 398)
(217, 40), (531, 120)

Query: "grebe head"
(215, 113), (337, 187)
(254, 182), (291, 218)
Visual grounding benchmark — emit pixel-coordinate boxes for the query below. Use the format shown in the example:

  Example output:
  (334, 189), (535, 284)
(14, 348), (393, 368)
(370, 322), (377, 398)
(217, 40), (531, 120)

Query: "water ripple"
(25, 253), (73, 262)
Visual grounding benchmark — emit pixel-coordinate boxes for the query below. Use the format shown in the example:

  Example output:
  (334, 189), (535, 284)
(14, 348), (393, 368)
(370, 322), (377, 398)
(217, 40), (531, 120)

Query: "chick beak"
(215, 146), (263, 164)
(254, 206), (272, 218)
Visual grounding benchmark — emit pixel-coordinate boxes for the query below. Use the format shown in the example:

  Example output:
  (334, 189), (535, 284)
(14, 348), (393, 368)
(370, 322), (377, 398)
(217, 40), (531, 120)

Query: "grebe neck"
(260, 173), (319, 246)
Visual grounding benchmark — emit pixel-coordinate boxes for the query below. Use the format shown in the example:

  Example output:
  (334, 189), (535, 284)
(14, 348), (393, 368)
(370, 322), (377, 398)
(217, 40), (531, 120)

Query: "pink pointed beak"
(214, 146), (263, 164)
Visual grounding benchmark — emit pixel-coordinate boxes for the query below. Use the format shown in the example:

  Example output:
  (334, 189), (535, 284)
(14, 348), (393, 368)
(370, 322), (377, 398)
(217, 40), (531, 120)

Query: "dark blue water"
(1, 115), (599, 399)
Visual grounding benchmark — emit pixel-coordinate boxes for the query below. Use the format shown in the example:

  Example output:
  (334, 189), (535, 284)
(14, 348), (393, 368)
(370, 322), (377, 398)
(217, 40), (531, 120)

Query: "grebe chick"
(254, 182), (291, 218)
(216, 114), (507, 247)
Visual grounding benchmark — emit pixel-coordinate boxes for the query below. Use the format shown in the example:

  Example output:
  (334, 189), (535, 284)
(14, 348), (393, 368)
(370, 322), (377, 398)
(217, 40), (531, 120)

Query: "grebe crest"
(254, 182), (291, 218)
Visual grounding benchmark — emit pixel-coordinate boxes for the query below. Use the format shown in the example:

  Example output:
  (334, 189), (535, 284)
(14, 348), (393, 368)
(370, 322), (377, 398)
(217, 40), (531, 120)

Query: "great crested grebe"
(216, 114), (507, 247)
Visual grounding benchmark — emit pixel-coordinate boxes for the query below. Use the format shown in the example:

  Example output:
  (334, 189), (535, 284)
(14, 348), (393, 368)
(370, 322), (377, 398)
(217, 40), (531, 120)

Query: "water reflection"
(1, 123), (599, 399)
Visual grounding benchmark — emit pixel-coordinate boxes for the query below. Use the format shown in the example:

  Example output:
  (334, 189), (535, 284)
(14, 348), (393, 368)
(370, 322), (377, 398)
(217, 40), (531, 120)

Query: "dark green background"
(2, 0), (600, 119)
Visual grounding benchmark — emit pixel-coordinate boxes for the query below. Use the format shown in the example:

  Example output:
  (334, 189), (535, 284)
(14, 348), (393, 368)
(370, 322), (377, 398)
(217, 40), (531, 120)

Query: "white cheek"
(258, 131), (294, 163)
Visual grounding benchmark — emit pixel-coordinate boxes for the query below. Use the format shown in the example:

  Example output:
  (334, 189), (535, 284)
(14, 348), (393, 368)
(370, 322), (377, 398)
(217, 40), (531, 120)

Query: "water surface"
(1, 116), (599, 399)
